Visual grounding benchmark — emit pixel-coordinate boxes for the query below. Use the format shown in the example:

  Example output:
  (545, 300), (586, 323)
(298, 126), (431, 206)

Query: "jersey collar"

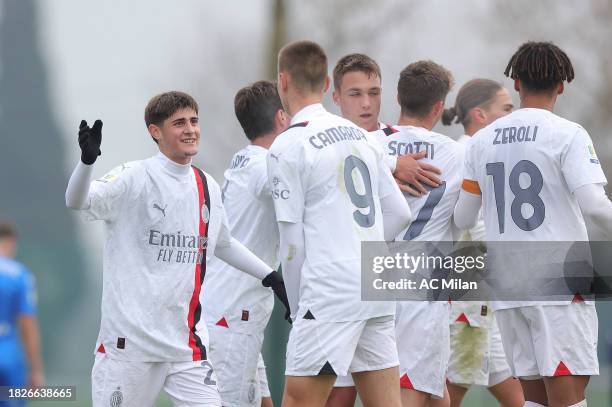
(155, 152), (192, 178)
(290, 103), (326, 125)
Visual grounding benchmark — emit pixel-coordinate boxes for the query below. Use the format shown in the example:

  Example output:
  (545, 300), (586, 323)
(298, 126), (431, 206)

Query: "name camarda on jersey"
(148, 229), (206, 264)
(308, 125), (367, 149)
(493, 125), (538, 145)
(386, 140), (435, 159)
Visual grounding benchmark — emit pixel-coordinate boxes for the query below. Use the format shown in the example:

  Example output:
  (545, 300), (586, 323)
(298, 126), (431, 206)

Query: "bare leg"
(447, 382), (468, 407)
(543, 375), (590, 407)
(325, 387), (357, 407)
(353, 367), (401, 407)
(282, 375), (336, 407)
(261, 396), (274, 407)
(519, 378), (548, 407)
(488, 377), (524, 407)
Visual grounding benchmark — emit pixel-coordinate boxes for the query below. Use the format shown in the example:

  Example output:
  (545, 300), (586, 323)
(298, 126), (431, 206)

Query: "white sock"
(523, 402), (546, 407)
(569, 400), (587, 407)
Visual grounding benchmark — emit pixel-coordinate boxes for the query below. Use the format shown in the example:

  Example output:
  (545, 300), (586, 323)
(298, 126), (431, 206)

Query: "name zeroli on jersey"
(386, 140), (435, 159)
(308, 125), (367, 149)
(148, 229), (207, 264)
(493, 125), (538, 145)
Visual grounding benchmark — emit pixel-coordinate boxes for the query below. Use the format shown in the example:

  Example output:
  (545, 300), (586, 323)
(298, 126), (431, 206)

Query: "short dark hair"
(504, 41), (574, 92)
(144, 91), (199, 127)
(0, 222), (17, 240)
(398, 60), (454, 117)
(333, 53), (381, 91)
(234, 81), (283, 141)
(278, 40), (328, 94)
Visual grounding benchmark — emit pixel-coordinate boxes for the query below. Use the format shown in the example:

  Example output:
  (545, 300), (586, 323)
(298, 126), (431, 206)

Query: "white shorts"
(286, 315), (398, 377)
(333, 373), (355, 387)
(447, 314), (511, 387)
(395, 301), (449, 399)
(496, 303), (599, 378)
(91, 353), (221, 407)
(257, 354), (271, 398)
(207, 323), (267, 407)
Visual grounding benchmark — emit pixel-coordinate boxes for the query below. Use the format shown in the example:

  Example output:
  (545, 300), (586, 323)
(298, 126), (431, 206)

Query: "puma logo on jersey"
(269, 152), (281, 162)
(153, 203), (167, 217)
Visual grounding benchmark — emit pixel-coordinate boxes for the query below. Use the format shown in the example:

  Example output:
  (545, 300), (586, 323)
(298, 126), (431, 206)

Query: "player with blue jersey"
(0, 223), (44, 407)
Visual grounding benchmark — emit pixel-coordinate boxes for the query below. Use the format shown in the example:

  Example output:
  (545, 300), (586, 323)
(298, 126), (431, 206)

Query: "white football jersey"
(374, 125), (465, 242)
(464, 109), (607, 309)
(202, 145), (276, 333)
(464, 108), (607, 241)
(267, 103), (399, 322)
(84, 153), (231, 362)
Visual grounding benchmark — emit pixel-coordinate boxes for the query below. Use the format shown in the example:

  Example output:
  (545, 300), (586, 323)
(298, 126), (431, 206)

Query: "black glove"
(262, 270), (292, 323)
(78, 119), (103, 165)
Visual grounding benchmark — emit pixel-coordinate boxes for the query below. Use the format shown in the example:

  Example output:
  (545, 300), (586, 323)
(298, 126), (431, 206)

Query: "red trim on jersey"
(187, 168), (209, 361)
(400, 373), (414, 389)
(216, 317), (229, 328)
(382, 124), (398, 136)
(572, 293), (585, 303)
(554, 361), (572, 376)
(455, 313), (470, 325)
(97, 343), (105, 353)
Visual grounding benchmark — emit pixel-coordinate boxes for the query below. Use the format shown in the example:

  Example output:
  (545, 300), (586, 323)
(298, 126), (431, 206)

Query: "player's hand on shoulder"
(394, 151), (442, 197)
(78, 119), (103, 165)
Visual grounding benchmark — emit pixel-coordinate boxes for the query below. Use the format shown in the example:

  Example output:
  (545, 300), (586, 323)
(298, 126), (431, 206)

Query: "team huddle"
(65, 40), (612, 407)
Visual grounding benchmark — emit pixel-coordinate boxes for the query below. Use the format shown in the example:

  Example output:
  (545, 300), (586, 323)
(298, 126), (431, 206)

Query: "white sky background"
(40, 0), (605, 181)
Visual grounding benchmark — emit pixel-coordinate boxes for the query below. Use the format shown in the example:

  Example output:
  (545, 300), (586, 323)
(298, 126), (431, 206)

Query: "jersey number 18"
(486, 160), (545, 233)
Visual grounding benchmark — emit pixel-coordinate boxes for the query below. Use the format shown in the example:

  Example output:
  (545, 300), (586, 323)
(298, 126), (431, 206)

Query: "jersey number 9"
(344, 155), (375, 228)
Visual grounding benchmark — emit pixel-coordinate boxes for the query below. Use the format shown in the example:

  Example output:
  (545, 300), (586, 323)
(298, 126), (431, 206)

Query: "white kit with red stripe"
(83, 152), (231, 362)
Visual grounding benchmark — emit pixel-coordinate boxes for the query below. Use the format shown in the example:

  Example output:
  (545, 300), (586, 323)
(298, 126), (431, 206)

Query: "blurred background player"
(455, 41), (612, 407)
(332, 53), (443, 198)
(0, 222), (44, 407)
(269, 40), (412, 407)
(374, 60), (461, 407)
(203, 80), (289, 407)
(65, 91), (289, 407)
(441, 79), (524, 407)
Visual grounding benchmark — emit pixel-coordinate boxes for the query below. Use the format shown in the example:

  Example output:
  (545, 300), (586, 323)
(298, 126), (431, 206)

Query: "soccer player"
(65, 91), (289, 407)
(0, 222), (44, 405)
(374, 60), (462, 407)
(268, 40), (412, 407)
(441, 79), (523, 407)
(202, 81), (288, 407)
(332, 53), (443, 198)
(328, 52), (444, 407)
(454, 41), (612, 407)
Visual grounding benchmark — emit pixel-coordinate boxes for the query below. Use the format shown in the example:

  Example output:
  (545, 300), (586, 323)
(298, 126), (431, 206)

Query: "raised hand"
(78, 119), (103, 165)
